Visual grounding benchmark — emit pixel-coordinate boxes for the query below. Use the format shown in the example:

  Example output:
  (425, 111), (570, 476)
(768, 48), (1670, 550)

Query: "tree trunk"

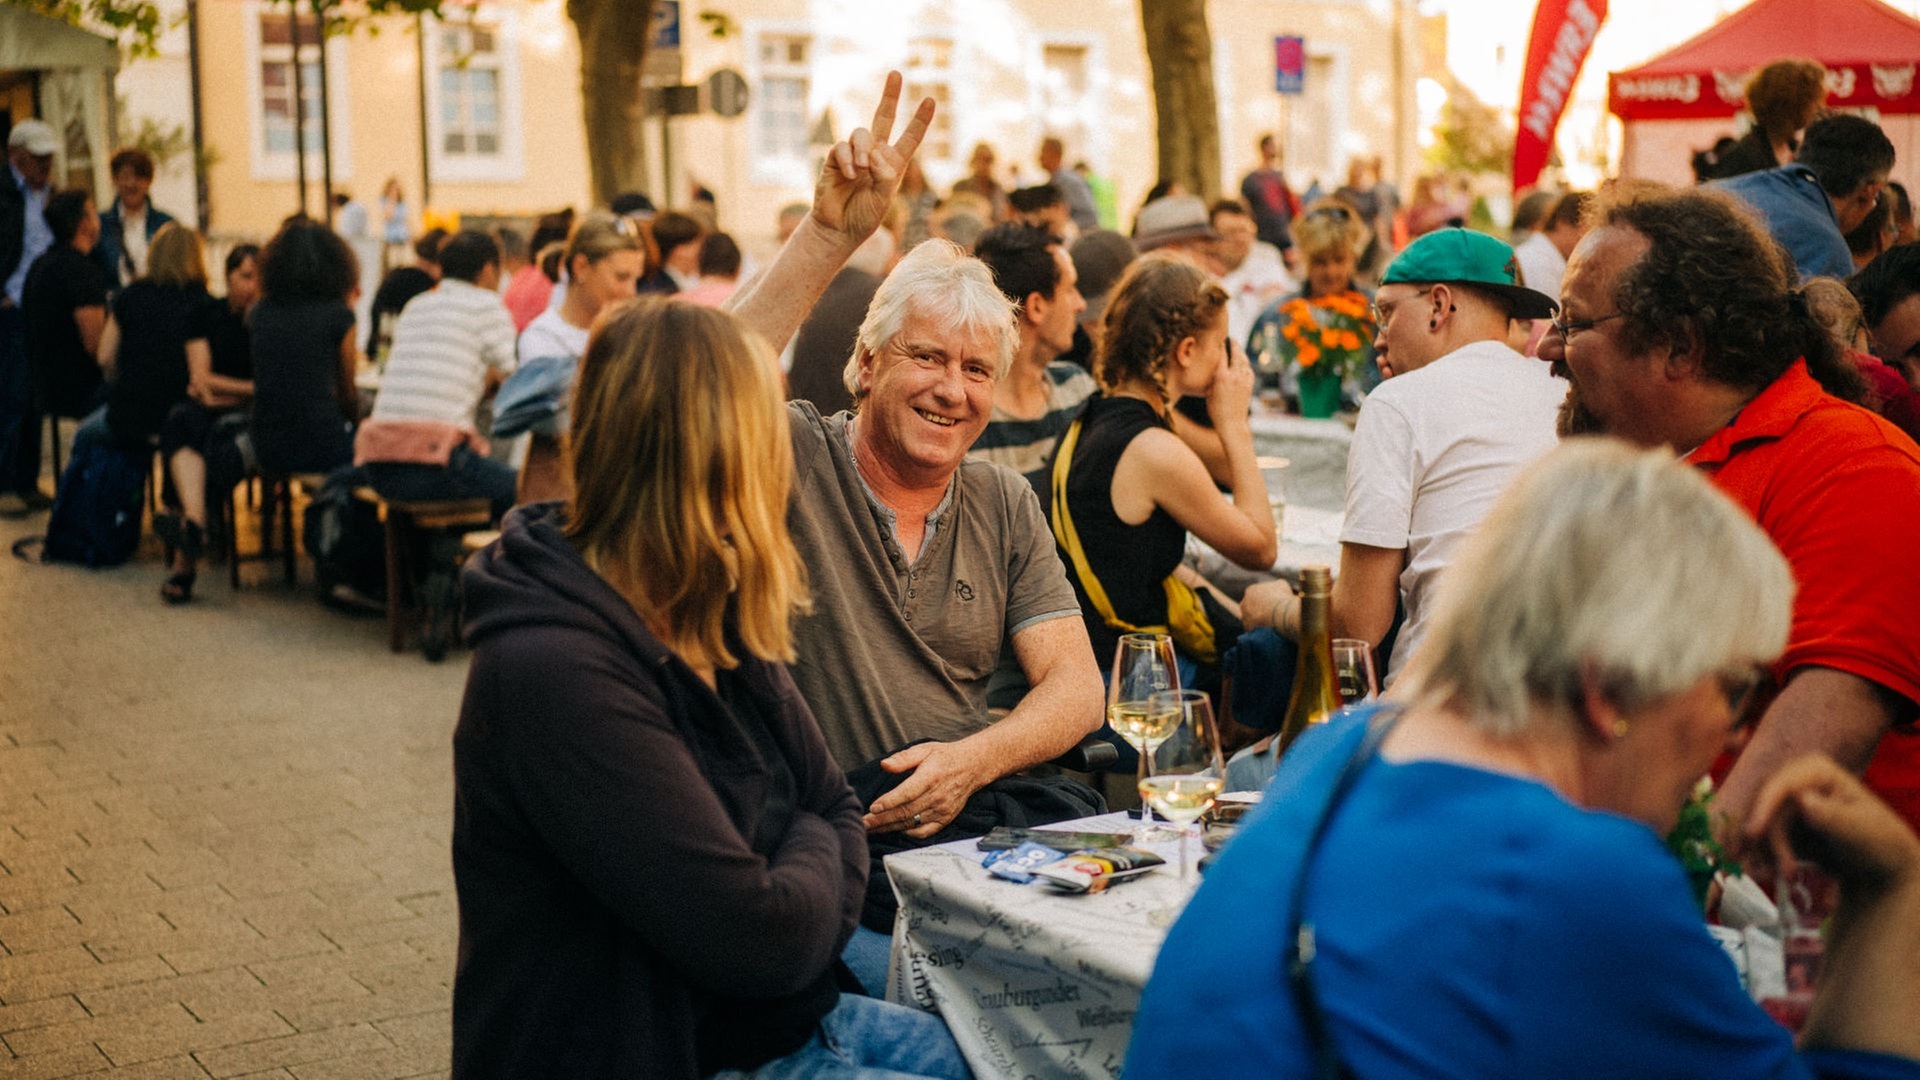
(1140, 0), (1220, 202)
(566, 0), (656, 207)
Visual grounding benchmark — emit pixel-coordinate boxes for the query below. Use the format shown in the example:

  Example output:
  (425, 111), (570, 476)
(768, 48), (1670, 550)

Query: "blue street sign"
(652, 1), (681, 50)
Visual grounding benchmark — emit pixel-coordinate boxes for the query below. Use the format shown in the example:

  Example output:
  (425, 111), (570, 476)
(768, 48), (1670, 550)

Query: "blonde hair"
(1289, 197), (1370, 264)
(565, 212), (644, 277)
(1395, 439), (1793, 736)
(565, 298), (808, 668)
(144, 223), (208, 289)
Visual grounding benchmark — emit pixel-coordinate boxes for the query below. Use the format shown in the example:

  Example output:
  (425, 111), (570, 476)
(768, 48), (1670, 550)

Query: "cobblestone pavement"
(0, 502), (466, 1079)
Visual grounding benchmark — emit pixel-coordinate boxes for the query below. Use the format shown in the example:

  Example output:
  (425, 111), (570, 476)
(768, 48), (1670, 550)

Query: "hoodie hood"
(461, 501), (670, 665)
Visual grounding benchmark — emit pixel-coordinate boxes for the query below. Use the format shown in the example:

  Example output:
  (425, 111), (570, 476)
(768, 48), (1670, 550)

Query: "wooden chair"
(224, 472), (326, 589)
(354, 488), (493, 661)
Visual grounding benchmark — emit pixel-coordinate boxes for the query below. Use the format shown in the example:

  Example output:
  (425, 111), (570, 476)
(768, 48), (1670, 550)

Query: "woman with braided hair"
(1045, 253), (1277, 701)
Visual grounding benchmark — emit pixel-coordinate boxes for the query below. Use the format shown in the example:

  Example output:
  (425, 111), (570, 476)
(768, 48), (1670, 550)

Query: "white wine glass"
(1109, 633), (1182, 843)
(1141, 689), (1226, 881)
(1331, 638), (1380, 707)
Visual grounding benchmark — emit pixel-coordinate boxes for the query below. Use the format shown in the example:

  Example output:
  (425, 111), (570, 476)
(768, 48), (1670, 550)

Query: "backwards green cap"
(1381, 227), (1558, 320)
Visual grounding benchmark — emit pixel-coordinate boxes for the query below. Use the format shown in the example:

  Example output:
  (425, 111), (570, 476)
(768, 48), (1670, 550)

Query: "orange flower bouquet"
(1270, 290), (1376, 417)
(1273, 291), (1375, 380)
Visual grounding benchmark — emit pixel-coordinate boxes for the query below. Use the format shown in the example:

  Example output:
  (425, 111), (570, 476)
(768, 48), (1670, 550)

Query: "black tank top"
(1057, 394), (1190, 661)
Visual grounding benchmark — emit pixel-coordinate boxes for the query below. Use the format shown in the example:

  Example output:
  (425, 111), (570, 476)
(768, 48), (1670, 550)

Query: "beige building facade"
(111, 0), (1414, 249)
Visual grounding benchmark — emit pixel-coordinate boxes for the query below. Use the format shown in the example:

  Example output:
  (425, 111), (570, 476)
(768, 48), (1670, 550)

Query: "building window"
(439, 22), (502, 158)
(423, 7), (524, 184)
(756, 33), (811, 161)
(905, 36), (954, 164)
(260, 11), (323, 155)
(1041, 43), (1092, 167)
(247, 1), (350, 181)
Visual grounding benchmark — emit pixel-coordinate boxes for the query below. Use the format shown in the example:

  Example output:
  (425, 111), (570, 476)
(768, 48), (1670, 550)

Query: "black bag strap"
(1284, 707), (1404, 1080)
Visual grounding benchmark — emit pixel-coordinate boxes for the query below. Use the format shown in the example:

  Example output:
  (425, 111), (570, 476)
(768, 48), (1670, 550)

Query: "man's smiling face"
(856, 307), (1001, 483)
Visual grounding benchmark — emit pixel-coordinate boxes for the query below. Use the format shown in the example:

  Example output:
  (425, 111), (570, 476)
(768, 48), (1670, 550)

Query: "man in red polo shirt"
(1539, 184), (1920, 836)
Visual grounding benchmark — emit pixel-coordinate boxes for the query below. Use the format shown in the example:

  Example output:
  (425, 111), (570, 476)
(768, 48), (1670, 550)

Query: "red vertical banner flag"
(1512, 0), (1608, 194)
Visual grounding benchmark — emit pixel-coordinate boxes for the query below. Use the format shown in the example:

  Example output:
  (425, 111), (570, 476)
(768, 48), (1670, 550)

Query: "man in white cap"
(1, 119), (60, 515)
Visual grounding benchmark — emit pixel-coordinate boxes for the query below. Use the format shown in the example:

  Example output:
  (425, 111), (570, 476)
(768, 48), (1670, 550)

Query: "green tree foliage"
(1426, 81), (1517, 178)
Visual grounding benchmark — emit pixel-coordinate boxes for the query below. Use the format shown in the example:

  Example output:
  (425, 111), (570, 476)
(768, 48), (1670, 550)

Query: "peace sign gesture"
(810, 71), (937, 247)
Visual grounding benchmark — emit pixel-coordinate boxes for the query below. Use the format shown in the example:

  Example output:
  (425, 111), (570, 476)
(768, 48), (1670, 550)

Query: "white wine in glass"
(1109, 634), (1182, 843)
(1141, 689), (1226, 880)
(1137, 774), (1225, 825)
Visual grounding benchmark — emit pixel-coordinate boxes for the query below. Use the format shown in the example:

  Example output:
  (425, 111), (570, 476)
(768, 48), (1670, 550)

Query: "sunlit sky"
(1425, 0), (1920, 108)
(1415, 0), (1920, 185)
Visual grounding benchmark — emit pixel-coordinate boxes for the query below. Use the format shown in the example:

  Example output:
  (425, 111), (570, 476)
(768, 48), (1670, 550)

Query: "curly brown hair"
(1095, 254), (1228, 393)
(1744, 59), (1826, 139)
(1592, 184), (1862, 403)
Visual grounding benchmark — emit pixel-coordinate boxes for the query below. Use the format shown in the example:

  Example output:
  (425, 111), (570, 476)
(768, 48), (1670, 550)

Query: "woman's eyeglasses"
(1306, 206), (1353, 223)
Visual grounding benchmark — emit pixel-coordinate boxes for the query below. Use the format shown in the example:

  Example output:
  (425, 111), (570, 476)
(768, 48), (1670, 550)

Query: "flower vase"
(1297, 367), (1343, 419)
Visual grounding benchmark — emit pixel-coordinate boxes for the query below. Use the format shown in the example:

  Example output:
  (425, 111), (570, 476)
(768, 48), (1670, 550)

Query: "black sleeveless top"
(1056, 394), (1190, 661)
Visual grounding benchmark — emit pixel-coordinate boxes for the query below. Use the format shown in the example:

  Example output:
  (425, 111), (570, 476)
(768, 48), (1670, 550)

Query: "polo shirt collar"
(1688, 359), (1819, 467)
(839, 419), (958, 534)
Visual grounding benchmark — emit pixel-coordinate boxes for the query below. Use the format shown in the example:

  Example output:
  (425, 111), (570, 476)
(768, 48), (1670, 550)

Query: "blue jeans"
(710, 994), (972, 1080)
(362, 444), (517, 521)
(841, 924), (894, 999)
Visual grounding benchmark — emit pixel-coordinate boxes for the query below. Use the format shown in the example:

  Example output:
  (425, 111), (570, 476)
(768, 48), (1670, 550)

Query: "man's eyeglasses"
(1305, 205), (1353, 223)
(1549, 311), (1625, 346)
(1370, 285), (1437, 327)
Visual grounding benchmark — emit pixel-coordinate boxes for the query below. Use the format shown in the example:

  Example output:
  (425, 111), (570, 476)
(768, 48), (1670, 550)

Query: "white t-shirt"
(370, 279), (518, 426)
(1513, 231), (1567, 306)
(120, 203), (150, 284)
(1220, 241), (1297, 347)
(517, 309), (591, 366)
(1341, 339), (1566, 682)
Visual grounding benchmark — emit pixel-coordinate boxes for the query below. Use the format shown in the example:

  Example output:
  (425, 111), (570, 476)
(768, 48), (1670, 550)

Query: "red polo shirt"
(1691, 360), (1920, 830)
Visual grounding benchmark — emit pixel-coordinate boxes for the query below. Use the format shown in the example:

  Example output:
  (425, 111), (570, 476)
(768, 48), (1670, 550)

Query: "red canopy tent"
(1607, 0), (1920, 185)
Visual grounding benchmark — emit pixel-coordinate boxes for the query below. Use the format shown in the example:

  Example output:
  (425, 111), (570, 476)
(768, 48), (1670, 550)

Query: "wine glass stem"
(1180, 825), (1191, 882)
(1136, 740), (1154, 827)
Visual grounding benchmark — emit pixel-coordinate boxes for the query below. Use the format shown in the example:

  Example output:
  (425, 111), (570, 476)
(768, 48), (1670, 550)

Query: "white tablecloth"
(883, 812), (1200, 1079)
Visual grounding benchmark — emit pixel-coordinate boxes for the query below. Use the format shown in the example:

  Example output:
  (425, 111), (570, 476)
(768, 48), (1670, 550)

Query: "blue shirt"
(1127, 707), (1920, 1080)
(1713, 164), (1856, 282)
(6, 162), (52, 305)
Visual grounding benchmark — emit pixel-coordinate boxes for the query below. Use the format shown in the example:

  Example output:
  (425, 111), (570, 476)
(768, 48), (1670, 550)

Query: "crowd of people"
(7, 48), (1920, 1078)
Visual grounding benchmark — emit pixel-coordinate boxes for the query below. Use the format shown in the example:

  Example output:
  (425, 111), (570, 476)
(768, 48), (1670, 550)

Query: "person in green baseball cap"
(1235, 226), (1566, 750)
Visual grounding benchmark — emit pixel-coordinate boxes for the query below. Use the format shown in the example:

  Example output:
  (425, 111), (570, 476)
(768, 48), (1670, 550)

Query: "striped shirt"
(370, 278), (517, 427)
(968, 361), (1098, 490)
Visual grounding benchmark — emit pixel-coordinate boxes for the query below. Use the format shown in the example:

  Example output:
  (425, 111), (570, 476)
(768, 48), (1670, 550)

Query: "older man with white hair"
(722, 73), (1104, 995)
(786, 239), (1101, 822)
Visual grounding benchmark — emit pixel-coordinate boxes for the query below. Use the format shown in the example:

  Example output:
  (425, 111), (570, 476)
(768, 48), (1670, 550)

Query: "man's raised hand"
(810, 71), (936, 247)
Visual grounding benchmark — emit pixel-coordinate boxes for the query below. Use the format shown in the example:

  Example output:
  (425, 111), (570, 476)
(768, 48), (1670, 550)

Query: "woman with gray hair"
(1129, 439), (1920, 1078)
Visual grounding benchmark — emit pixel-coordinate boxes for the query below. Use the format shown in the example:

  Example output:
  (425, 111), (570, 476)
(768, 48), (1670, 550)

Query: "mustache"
(1551, 358), (1605, 438)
